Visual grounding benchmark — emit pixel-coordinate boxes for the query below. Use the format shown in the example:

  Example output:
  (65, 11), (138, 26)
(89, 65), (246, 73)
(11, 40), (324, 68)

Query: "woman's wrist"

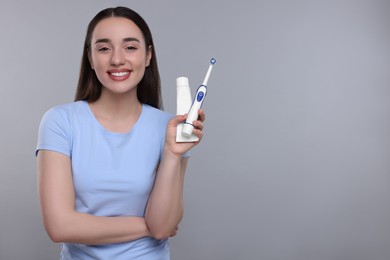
(162, 144), (183, 160)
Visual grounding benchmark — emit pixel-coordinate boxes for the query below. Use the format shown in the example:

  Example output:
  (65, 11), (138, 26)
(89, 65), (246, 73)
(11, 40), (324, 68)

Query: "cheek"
(91, 57), (106, 73)
(128, 52), (149, 66)
(90, 60), (108, 83)
(91, 52), (107, 65)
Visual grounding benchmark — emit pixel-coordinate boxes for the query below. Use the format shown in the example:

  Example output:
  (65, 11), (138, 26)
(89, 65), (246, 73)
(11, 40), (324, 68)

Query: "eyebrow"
(94, 37), (140, 44)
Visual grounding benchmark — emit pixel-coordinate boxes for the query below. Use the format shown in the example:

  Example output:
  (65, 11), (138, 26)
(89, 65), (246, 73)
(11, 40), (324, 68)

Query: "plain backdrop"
(1, 0), (390, 259)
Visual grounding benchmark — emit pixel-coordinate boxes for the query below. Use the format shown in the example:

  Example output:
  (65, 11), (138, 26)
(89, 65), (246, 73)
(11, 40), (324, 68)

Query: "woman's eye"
(125, 46), (137, 51)
(98, 47), (110, 52)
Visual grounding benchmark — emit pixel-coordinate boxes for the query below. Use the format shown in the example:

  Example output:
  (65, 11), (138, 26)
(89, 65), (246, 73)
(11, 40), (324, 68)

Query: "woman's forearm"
(145, 148), (187, 239)
(45, 212), (150, 245)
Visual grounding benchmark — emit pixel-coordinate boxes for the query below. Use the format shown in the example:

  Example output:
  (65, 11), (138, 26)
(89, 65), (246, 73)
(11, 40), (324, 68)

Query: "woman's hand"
(164, 109), (206, 157)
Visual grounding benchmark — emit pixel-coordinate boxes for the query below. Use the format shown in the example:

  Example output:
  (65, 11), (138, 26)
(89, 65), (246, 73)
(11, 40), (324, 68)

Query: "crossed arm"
(38, 150), (144, 244)
(37, 112), (204, 245)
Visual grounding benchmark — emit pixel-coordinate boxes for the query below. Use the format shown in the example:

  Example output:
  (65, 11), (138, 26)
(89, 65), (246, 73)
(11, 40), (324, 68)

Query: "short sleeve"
(36, 107), (72, 157)
(182, 150), (190, 158)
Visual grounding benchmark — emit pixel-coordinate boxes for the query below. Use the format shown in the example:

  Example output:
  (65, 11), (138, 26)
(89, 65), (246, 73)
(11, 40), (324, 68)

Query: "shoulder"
(138, 105), (173, 140)
(142, 104), (173, 125)
(42, 101), (86, 121)
(39, 101), (88, 134)
(37, 102), (86, 156)
(45, 101), (86, 114)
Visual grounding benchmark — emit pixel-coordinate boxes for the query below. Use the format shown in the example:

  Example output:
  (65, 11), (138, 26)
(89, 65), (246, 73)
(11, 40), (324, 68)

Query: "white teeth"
(111, 71), (129, 77)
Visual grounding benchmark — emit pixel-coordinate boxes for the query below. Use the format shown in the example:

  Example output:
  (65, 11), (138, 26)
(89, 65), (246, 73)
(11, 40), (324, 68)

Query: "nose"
(110, 49), (125, 66)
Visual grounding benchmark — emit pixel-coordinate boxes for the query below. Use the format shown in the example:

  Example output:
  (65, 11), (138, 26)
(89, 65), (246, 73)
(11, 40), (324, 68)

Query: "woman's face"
(89, 17), (151, 96)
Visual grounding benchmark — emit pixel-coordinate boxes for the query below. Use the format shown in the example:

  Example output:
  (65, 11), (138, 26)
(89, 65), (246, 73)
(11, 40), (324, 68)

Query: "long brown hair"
(74, 6), (162, 109)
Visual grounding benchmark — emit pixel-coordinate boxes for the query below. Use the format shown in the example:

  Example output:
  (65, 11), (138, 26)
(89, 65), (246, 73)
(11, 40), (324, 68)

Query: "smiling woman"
(35, 6), (206, 260)
(75, 8), (160, 108)
(89, 17), (151, 96)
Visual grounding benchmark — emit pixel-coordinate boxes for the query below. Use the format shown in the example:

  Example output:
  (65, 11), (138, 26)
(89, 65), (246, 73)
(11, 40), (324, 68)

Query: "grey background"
(1, 0), (389, 259)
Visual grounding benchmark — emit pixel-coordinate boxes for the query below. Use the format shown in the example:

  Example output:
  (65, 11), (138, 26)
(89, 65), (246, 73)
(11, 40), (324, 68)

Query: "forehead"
(92, 17), (145, 42)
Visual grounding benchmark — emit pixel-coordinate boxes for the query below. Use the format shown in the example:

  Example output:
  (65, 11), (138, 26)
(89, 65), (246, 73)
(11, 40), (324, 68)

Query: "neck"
(94, 88), (141, 116)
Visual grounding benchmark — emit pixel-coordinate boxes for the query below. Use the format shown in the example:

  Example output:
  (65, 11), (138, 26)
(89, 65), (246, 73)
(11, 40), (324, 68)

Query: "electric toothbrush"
(181, 58), (216, 137)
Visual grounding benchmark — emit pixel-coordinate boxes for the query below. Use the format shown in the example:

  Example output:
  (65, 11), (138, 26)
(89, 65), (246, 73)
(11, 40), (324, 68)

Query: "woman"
(36, 6), (205, 259)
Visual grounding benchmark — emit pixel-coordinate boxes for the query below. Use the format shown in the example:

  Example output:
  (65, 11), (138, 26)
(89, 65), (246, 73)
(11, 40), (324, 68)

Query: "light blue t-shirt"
(36, 101), (184, 259)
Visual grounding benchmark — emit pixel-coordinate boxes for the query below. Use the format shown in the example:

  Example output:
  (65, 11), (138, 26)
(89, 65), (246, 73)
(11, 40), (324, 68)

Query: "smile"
(108, 69), (131, 81)
(110, 71), (129, 77)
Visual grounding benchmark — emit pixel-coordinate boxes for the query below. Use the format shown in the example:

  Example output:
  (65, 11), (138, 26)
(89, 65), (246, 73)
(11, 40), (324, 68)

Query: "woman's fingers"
(193, 120), (204, 131)
(197, 109), (205, 122)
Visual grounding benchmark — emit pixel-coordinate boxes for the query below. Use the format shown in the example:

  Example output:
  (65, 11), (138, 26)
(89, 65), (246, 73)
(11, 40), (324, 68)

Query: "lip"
(107, 68), (131, 81)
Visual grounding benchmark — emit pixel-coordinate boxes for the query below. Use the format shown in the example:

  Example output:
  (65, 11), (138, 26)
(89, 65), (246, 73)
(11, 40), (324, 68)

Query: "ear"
(146, 45), (152, 67)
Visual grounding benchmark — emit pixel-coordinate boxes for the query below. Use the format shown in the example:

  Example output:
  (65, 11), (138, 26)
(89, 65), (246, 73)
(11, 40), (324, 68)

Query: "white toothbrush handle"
(182, 85), (207, 137)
